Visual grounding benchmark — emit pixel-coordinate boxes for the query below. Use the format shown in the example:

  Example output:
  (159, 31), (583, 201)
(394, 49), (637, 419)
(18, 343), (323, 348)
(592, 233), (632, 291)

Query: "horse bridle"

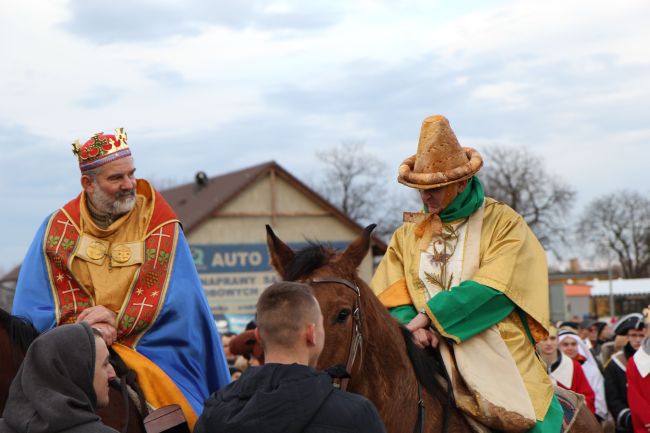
(308, 276), (363, 392)
(308, 276), (429, 433)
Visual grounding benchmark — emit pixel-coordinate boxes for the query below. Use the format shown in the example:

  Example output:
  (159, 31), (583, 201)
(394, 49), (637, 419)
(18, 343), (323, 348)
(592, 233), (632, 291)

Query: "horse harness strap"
(309, 277), (363, 392)
(309, 277), (427, 433)
(415, 382), (425, 433)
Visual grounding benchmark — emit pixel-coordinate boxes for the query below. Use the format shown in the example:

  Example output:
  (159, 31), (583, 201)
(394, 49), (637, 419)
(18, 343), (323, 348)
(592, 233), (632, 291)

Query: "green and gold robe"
(371, 178), (561, 432)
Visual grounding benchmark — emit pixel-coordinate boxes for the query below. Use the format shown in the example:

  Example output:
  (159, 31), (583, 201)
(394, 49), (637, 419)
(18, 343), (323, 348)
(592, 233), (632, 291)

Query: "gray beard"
(88, 185), (136, 225)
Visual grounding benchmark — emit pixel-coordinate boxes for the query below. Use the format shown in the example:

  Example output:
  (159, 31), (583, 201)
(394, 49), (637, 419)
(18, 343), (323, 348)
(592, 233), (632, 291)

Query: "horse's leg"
(97, 387), (145, 433)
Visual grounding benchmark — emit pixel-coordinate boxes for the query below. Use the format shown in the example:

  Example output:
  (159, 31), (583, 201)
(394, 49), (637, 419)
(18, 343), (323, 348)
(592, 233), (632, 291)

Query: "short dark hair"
(256, 282), (320, 349)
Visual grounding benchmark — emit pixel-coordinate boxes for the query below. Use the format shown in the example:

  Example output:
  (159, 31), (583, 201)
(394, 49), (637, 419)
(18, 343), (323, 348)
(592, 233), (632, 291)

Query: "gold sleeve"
(371, 225), (409, 305)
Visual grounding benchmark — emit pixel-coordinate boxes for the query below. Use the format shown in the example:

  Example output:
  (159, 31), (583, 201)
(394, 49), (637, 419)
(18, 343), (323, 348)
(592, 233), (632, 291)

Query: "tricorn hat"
(614, 313), (645, 336)
(398, 115), (483, 189)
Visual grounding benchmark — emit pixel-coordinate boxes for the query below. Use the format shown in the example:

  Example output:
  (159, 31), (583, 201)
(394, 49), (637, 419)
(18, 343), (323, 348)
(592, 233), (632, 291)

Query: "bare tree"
(316, 141), (386, 222)
(314, 141), (419, 240)
(576, 190), (650, 278)
(479, 146), (576, 253)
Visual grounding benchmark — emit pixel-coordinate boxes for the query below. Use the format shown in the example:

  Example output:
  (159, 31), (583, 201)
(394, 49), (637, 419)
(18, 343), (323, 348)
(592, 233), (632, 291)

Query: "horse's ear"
(266, 225), (295, 279)
(339, 224), (376, 270)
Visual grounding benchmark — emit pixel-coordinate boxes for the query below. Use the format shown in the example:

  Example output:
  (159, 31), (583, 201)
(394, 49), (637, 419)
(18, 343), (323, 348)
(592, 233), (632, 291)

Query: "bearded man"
(11, 129), (230, 429)
(371, 115), (562, 432)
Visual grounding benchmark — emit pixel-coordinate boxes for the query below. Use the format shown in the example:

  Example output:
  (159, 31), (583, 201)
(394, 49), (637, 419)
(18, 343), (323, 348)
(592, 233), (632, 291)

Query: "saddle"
(554, 386), (585, 433)
(143, 404), (190, 433)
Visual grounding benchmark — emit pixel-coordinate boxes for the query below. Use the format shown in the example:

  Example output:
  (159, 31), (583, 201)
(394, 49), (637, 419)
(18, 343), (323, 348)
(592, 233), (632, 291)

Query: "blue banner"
(190, 241), (350, 319)
(190, 241), (348, 273)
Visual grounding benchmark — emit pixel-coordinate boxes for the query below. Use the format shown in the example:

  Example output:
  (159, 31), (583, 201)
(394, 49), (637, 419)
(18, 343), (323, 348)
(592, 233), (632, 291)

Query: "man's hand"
(411, 328), (439, 349)
(406, 312), (439, 349)
(91, 322), (117, 346)
(77, 305), (117, 326)
(77, 305), (118, 346)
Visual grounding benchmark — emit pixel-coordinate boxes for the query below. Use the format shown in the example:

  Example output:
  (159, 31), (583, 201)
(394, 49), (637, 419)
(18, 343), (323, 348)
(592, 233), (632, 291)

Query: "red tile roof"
(564, 284), (591, 297)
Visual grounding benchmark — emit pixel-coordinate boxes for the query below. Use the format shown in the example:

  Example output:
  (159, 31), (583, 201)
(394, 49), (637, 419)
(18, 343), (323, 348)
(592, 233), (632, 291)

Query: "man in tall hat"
(371, 115), (561, 432)
(604, 313), (646, 433)
(11, 129), (230, 429)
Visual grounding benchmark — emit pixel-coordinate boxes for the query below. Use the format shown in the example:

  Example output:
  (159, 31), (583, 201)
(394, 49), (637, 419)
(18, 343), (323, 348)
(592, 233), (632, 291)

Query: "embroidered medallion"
(87, 240), (108, 260)
(111, 244), (132, 263)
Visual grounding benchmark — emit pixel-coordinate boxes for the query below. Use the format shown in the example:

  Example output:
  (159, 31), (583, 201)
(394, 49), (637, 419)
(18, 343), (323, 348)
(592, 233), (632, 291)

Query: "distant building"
(0, 265), (19, 311)
(161, 161), (386, 332)
(590, 278), (650, 317)
(548, 258), (610, 322)
(563, 284), (592, 320)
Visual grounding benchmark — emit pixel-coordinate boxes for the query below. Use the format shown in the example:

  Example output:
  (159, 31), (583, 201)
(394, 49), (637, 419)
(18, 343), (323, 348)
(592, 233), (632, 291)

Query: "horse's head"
(265, 224), (376, 375)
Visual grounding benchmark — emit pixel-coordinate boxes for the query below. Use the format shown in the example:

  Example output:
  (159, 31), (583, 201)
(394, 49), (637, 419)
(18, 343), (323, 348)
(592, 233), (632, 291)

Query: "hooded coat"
(194, 363), (386, 433)
(0, 322), (117, 433)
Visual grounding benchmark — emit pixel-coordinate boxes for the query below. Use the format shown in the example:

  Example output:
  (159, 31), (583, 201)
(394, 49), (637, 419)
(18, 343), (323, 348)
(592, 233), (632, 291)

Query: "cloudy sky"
(1, 0), (649, 272)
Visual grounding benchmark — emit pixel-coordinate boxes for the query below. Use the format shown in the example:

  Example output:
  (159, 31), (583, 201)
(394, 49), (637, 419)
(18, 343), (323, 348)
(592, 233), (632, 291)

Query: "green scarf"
(423, 177), (485, 222)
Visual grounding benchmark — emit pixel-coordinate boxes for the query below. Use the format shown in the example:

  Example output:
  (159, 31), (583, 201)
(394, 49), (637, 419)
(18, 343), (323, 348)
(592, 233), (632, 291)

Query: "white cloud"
(1, 0), (650, 267)
(472, 81), (532, 110)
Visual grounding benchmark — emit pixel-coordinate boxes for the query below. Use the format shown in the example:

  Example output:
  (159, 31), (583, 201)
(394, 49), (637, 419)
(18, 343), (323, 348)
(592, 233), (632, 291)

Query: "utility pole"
(608, 252), (615, 317)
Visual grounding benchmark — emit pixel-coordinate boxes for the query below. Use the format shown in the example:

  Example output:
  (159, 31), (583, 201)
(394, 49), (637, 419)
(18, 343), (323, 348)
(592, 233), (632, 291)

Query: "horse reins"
(309, 277), (363, 392)
(309, 276), (426, 433)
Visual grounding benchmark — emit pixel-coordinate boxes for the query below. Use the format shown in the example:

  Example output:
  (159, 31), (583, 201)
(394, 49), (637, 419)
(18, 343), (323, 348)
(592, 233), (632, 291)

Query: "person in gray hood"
(0, 322), (117, 433)
(195, 282), (386, 433)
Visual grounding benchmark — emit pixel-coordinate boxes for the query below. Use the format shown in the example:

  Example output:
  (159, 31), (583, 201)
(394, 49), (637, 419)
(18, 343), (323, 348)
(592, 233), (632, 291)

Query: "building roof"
(0, 265), (20, 283)
(549, 270), (610, 285)
(160, 160), (387, 253)
(590, 278), (650, 296)
(564, 284), (591, 297)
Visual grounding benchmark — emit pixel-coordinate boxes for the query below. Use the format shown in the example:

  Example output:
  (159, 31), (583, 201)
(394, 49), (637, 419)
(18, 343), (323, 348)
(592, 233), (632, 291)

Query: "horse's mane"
(398, 326), (453, 408)
(0, 308), (39, 354)
(284, 243), (335, 281)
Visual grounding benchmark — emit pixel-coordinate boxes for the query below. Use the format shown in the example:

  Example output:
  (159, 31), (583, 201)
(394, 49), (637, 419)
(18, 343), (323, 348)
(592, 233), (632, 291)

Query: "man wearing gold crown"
(371, 116), (562, 432)
(11, 129), (230, 429)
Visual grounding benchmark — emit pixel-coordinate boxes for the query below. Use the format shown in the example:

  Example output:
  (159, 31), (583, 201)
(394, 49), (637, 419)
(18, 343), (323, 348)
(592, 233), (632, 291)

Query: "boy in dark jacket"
(195, 281), (386, 433)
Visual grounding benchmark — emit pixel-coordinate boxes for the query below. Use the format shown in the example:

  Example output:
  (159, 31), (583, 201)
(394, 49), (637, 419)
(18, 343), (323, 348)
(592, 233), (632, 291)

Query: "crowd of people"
(536, 315), (650, 433)
(3, 118), (650, 433)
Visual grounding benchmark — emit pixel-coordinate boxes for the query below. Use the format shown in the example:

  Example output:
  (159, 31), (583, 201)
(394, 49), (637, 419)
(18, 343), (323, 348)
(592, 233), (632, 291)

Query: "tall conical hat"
(398, 115), (482, 189)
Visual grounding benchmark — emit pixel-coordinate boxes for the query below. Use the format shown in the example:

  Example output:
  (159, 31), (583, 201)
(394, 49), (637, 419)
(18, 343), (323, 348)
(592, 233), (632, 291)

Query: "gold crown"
(72, 128), (131, 172)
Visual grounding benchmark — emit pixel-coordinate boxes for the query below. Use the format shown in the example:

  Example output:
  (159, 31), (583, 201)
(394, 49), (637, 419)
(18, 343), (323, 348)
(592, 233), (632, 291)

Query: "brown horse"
(0, 308), (145, 433)
(266, 224), (603, 433)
